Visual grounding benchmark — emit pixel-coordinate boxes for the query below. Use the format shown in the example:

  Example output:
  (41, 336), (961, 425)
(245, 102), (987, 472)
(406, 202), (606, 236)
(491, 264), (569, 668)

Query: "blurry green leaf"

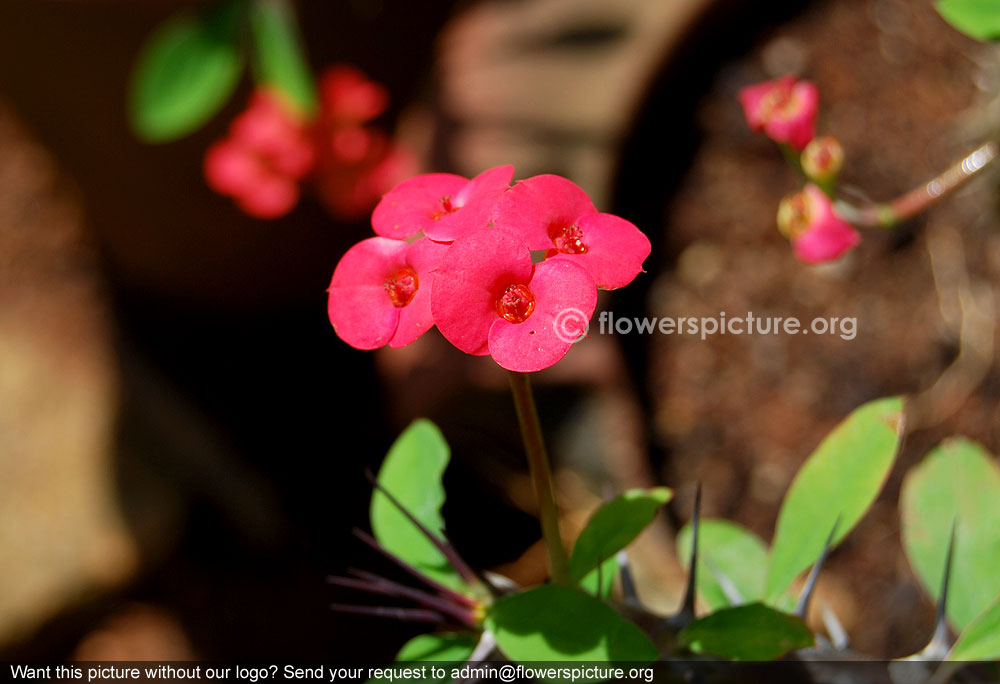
(950, 593), (1000, 661)
(396, 632), (478, 662)
(371, 419), (463, 590)
(937, 0), (1000, 41)
(568, 488), (672, 585)
(486, 586), (658, 663)
(249, 0), (317, 114)
(579, 556), (618, 598)
(901, 438), (1000, 631)
(129, 1), (244, 142)
(677, 519), (768, 610)
(680, 603), (813, 661)
(765, 397), (904, 601)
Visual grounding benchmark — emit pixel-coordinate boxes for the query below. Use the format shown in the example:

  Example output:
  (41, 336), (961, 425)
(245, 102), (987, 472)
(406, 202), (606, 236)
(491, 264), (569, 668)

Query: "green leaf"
(677, 519), (768, 610)
(371, 419), (463, 590)
(129, 2), (244, 142)
(249, 0), (317, 114)
(396, 632), (478, 662)
(486, 586), (658, 663)
(950, 593), (1000, 661)
(765, 397), (904, 601)
(568, 487), (672, 585)
(680, 603), (814, 661)
(937, 0), (1000, 41)
(579, 556), (618, 598)
(901, 438), (1000, 631)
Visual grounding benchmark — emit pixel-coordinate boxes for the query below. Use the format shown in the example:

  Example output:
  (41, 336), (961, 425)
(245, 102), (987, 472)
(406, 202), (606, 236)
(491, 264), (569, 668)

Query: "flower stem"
(834, 141), (998, 228)
(507, 371), (571, 586)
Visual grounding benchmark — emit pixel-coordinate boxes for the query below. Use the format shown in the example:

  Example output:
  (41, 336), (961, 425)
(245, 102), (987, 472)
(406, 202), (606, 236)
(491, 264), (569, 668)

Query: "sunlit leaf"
(680, 603), (813, 661)
(486, 586), (658, 663)
(249, 0), (317, 114)
(129, 1), (244, 142)
(901, 438), (1000, 631)
(568, 488), (672, 585)
(949, 593), (1000, 661)
(937, 0), (1000, 41)
(396, 632), (478, 662)
(677, 519), (768, 610)
(765, 397), (904, 601)
(371, 419), (463, 590)
(579, 556), (618, 598)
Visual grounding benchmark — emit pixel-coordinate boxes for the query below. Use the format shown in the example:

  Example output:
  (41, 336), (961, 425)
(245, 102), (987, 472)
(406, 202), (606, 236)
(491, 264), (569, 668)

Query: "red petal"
(371, 173), (469, 239)
(422, 164), (514, 242)
(432, 228), (533, 356)
(390, 238), (449, 348)
(488, 259), (597, 372)
(491, 174), (596, 250)
(327, 238), (408, 349)
(550, 212), (651, 290)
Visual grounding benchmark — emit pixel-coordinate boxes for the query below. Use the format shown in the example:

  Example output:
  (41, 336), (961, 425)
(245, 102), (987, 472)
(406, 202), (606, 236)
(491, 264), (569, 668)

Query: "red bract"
(739, 75), (819, 152)
(491, 175), (650, 290)
(371, 165), (514, 242)
(432, 228), (597, 372)
(204, 90), (315, 219)
(319, 65), (389, 125)
(327, 237), (447, 349)
(777, 184), (860, 265)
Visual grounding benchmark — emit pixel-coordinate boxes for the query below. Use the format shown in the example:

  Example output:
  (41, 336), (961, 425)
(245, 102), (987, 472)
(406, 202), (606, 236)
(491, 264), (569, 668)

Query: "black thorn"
(328, 572), (477, 628)
(617, 550), (640, 606)
(664, 483), (702, 631)
(924, 520), (957, 658)
(795, 515), (840, 619)
(365, 469), (479, 585)
(329, 604), (448, 624)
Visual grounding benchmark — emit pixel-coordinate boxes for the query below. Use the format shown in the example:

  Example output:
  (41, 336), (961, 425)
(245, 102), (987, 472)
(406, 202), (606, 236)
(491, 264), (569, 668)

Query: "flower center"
(431, 195), (459, 220)
(385, 266), (419, 307)
(760, 84), (795, 120)
(495, 283), (536, 323)
(777, 192), (814, 240)
(549, 224), (589, 254)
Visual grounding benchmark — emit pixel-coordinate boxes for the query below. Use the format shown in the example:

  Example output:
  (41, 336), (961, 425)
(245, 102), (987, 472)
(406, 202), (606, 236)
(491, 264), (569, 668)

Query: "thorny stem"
(835, 141), (999, 228)
(507, 371), (571, 586)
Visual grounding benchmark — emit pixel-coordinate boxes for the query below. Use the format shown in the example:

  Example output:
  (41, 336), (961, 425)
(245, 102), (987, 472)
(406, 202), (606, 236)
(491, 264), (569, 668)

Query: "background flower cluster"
(327, 166), (651, 372)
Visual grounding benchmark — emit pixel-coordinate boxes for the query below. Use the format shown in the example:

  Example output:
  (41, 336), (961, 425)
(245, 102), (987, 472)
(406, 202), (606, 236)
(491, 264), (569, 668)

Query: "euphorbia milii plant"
(327, 165), (651, 584)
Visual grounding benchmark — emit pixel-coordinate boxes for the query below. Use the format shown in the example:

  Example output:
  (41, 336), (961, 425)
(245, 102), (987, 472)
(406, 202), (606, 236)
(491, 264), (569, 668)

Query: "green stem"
(507, 371), (571, 586)
(835, 141), (998, 229)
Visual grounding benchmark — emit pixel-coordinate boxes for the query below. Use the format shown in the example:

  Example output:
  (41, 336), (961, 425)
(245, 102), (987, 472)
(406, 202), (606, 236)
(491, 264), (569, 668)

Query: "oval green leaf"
(949, 593), (1000, 661)
(396, 632), (478, 662)
(486, 585), (658, 662)
(937, 0), (1000, 41)
(677, 519), (768, 610)
(901, 438), (1000, 631)
(569, 487), (672, 585)
(129, 2), (244, 142)
(371, 419), (462, 590)
(249, 0), (317, 114)
(680, 603), (814, 661)
(765, 396), (904, 602)
(579, 556), (618, 599)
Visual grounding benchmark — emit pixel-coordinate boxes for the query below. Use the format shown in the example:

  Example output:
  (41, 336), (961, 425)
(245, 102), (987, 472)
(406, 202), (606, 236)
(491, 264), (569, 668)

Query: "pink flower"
(777, 184), (860, 264)
(204, 90), (315, 219)
(491, 175), (650, 290)
(739, 75), (819, 151)
(432, 228), (597, 372)
(371, 165), (514, 242)
(327, 237), (447, 349)
(319, 65), (389, 125)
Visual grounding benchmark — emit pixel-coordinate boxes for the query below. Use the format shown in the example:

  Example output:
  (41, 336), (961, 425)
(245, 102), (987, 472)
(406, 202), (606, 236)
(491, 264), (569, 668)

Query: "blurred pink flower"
(778, 184), (860, 264)
(319, 65), (389, 125)
(739, 75), (819, 151)
(327, 236), (447, 349)
(371, 165), (514, 242)
(491, 174), (650, 290)
(204, 89), (315, 219)
(431, 227), (597, 372)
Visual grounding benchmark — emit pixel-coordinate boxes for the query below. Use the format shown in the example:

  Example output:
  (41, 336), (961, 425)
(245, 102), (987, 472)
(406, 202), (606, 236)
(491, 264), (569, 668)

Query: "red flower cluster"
(204, 66), (414, 220)
(327, 167), (651, 372)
